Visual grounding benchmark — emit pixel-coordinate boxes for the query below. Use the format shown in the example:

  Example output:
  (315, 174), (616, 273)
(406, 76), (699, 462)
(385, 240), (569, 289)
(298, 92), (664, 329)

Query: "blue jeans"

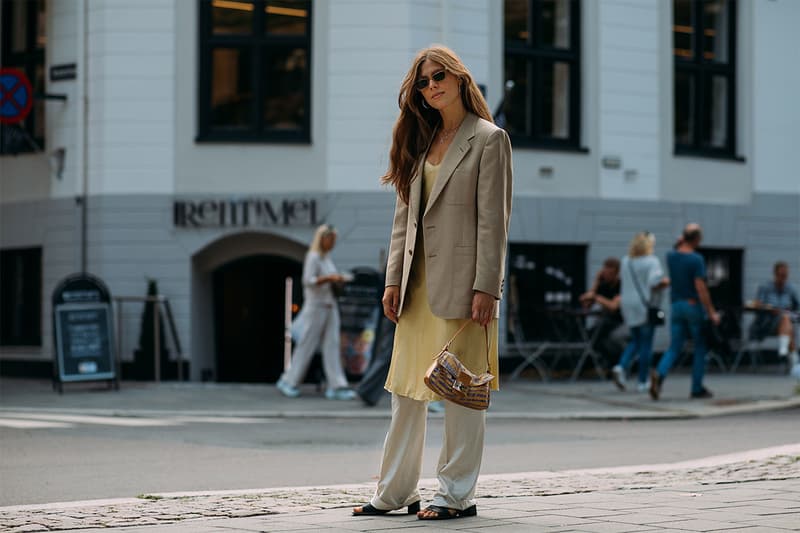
(656, 300), (708, 395)
(617, 323), (655, 384)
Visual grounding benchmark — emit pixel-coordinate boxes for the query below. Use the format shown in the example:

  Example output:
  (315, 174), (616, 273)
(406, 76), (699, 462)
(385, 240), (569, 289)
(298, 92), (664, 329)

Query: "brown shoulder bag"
(423, 321), (493, 410)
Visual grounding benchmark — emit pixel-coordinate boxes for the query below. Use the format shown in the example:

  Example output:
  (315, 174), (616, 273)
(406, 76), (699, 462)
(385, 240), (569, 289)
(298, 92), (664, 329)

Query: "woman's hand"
(316, 274), (344, 285)
(472, 291), (495, 327)
(383, 286), (400, 323)
(579, 291), (595, 307)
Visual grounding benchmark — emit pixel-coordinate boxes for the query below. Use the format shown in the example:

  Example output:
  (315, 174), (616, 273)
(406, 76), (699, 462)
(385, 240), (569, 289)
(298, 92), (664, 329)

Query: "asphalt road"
(1, 408), (798, 506)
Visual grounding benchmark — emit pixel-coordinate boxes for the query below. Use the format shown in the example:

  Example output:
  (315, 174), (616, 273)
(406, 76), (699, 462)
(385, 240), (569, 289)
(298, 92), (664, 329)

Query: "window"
(0, 247), (42, 346)
(673, 0), (737, 158)
(197, 0), (312, 143)
(503, 0), (582, 150)
(0, 0), (46, 155)
(507, 243), (587, 342)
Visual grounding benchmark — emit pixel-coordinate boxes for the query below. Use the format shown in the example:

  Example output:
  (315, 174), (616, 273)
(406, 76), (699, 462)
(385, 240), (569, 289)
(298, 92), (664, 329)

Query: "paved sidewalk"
(2, 444), (799, 532)
(2, 374), (799, 531)
(1, 373), (799, 421)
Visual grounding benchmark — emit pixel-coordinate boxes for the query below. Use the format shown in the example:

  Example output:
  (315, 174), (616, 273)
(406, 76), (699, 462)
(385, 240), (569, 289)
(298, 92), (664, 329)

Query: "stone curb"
(3, 444), (798, 511)
(1, 395), (799, 421)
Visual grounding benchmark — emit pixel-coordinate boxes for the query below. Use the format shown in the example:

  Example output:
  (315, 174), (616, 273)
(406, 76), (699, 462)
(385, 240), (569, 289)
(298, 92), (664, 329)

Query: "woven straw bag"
(423, 321), (493, 410)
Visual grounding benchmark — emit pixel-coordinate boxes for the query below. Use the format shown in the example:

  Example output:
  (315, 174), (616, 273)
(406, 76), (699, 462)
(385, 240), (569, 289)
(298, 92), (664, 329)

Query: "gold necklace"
(437, 125), (459, 145)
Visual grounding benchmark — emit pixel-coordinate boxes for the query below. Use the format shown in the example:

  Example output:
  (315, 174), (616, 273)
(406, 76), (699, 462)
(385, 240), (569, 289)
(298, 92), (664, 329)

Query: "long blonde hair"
(309, 224), (336, 256)
(628, 232), (655, 258)
(381, 45), (493, 204)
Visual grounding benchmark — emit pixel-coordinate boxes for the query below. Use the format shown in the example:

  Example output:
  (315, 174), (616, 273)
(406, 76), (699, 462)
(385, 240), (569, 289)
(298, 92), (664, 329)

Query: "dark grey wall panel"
(2, 191), (798, 373)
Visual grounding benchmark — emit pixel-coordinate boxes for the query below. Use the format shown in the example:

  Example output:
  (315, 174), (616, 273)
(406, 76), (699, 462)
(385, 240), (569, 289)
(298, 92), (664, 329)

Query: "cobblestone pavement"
(3, 446), (798, 532)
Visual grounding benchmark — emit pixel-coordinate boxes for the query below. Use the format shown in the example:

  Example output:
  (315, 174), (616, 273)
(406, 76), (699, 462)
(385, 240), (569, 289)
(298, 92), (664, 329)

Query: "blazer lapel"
(424, 113), (478, 216)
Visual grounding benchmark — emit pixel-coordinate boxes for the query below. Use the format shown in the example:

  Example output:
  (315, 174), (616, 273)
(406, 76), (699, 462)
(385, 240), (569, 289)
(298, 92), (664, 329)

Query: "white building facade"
(1, 0), (798, 382)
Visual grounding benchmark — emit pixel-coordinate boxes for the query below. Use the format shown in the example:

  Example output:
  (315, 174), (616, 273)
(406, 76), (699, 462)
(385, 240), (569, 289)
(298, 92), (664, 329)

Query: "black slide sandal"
(352, 501), (420, 516)
(417, 504), (477, 520)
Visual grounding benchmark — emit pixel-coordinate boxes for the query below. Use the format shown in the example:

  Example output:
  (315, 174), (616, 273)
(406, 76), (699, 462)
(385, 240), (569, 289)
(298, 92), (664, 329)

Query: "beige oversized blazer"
(385, 112), (513, 319)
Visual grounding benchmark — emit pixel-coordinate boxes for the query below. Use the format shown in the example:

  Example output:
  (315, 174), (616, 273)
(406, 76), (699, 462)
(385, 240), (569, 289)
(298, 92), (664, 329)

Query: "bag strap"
(440, 320), (491, 371)
(627, 258), (650, 308)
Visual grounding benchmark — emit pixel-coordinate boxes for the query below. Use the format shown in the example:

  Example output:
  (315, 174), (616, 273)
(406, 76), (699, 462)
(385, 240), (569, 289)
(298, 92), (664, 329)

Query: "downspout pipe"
(77, 0), (89, 274)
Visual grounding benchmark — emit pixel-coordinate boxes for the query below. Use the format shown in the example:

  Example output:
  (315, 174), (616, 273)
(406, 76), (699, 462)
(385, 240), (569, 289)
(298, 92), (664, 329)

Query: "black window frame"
(0, 247), (43, 347)
(503, 0), (583, 152)
(196, 0), (312, 144)
(0, 0), (46, 155)
(673, 0), (738, 160)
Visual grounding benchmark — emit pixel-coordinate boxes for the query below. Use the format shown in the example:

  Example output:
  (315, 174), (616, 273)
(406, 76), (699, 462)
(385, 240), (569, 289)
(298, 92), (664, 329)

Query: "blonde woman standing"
(353, 46), (513, 520)
(611, 232), (669, 392)
(276, 224), (356, 400)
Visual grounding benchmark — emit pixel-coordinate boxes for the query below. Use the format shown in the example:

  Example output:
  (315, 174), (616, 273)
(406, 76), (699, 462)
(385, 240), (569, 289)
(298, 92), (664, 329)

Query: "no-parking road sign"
(0, 68), (34, 125)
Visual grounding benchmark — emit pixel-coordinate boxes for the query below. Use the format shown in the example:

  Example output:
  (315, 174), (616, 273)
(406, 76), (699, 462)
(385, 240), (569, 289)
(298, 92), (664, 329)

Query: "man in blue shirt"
(650, 223), (720, 400)
(751, 261), (799, 377)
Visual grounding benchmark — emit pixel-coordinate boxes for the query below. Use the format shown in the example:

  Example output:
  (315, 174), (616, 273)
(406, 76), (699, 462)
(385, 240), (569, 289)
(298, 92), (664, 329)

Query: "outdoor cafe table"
(509, 307), (607, 382)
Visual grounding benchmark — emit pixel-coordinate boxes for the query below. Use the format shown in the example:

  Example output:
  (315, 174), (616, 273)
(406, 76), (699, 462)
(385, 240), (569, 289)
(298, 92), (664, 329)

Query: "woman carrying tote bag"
(611, 232), (669, 392)
(352, 45), (513, 521)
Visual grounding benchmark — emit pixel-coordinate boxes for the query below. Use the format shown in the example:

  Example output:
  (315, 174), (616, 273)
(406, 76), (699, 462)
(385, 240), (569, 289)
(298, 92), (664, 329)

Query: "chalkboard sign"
(54, 303), (116, 382)
(338, 267), (383, 376)
(51, 273), (116, 390)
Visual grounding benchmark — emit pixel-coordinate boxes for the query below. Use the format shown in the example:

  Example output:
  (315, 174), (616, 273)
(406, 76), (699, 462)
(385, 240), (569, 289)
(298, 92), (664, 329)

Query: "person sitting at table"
(750, 261), (800, 378)
(579, 257), (626, 373)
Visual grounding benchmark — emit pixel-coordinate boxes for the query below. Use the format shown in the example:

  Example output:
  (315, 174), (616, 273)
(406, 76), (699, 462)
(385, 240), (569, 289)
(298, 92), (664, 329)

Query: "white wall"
(2, 0), (798, 205)
(173, 0), (327, 195)
(43, 0), (80, 200)
(597, 0), (660, 200)
(752, 0), (800, 195)
(325, 0), (412, 192)
(86, 0), (175, 196)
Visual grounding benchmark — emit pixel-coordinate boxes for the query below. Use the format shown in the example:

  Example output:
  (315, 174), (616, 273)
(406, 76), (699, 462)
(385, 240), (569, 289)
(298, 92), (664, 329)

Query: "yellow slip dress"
(384, 160), (499, 402)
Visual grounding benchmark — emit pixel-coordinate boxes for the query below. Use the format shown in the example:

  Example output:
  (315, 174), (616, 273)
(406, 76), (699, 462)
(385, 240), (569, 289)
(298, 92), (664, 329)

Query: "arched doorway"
(191, 232), (307, 383)
(213, 254), (301, 382)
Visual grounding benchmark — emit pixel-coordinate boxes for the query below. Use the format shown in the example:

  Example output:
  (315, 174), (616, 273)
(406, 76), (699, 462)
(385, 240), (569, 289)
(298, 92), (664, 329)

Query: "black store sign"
(174, 198), (320, 228)
(52, 273), (116, 389)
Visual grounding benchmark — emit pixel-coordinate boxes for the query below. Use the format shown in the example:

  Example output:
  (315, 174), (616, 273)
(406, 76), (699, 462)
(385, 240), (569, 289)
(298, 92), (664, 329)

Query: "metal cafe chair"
(507, 305), (551, 382)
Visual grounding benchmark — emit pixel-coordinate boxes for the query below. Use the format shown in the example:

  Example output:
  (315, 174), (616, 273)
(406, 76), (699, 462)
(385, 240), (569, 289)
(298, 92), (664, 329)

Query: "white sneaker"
(637, 381), (651, 393)
(325, 388), (357, 400)
(611, 366), (626, 391)
(276, 379), (300, 398)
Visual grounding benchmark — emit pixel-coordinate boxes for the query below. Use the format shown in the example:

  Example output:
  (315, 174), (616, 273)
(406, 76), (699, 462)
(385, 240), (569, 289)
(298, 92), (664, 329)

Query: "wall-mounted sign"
(173, 198), (320, 228)
(50, 63), (77, 82)
(0, 68), (33, 124)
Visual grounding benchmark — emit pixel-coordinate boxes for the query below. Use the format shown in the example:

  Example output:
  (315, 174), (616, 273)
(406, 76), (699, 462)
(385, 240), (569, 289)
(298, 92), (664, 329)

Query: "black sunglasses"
(415, 70), (446, 91)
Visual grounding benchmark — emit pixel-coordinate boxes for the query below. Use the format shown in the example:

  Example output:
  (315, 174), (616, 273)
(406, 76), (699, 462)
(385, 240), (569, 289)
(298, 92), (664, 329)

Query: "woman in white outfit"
(276, 224), (356, 400)
(611, 232), (669, 392)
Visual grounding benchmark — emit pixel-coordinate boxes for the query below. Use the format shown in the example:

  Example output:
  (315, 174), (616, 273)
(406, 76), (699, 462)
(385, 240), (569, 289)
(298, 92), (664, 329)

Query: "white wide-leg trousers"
(370, 393), (486, 511)
(281, 305), (349, 390)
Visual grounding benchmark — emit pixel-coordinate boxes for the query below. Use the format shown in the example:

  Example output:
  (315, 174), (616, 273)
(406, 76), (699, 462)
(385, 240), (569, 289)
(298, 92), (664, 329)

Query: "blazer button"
(408, 250), (412, 255)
